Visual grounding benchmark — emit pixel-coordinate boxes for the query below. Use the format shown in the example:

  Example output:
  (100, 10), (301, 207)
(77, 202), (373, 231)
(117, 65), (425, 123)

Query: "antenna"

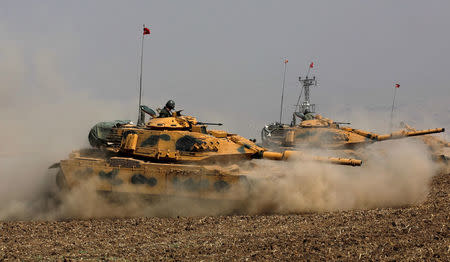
(389, 83), (400, 131)
(279, 58), (288, 124)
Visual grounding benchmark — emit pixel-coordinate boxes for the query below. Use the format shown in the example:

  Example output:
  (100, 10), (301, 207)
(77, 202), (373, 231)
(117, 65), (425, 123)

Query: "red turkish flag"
(395, 83), (400, 88)
(143, 27), (150, 35)
(309, 62), (314, 68)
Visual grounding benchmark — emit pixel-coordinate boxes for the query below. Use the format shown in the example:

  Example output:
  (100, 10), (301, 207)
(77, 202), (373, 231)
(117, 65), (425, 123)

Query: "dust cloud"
(244, 140), (438, 214)
(0, 28), (132, 220)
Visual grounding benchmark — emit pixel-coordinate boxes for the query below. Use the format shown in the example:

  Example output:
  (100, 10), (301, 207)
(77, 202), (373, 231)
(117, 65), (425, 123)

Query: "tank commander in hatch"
(158, 100), (175, 118)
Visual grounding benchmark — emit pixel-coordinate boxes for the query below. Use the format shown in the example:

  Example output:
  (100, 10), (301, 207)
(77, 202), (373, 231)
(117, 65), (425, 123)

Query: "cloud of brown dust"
(244, 140), (438, 214)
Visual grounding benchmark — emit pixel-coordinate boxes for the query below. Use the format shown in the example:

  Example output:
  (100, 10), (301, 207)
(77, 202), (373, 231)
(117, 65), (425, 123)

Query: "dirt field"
(0, 173), (448, 261)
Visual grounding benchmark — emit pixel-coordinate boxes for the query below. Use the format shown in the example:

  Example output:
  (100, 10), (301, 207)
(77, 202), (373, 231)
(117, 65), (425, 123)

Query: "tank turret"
(93, 113), (362, 166)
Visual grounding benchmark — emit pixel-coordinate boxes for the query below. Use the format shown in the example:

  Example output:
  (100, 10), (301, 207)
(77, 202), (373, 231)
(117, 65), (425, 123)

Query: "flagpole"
(389, 84), (398, 131)
(306, 61), (314, 78)
(137, 24), (145, 126)
(279, 58), (288, 124)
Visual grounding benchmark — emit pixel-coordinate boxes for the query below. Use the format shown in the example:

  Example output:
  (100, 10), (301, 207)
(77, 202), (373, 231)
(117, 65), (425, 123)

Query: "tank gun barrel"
(377, 128), (445, 141)
(341, 127), (445, 142)
(260, 151), (362, 166)
(400, 123), (449, 147)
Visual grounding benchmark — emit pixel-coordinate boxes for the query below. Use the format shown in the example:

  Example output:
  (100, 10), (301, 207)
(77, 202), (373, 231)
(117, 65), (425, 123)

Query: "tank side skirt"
(60, 159), (248, 200)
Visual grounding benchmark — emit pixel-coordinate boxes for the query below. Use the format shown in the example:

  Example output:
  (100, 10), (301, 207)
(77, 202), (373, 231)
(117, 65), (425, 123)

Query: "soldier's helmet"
(166, 100), (175, 110)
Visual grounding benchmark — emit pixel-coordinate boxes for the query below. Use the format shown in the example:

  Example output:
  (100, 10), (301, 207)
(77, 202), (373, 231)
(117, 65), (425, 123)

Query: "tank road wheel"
(55, 169), (68, 192)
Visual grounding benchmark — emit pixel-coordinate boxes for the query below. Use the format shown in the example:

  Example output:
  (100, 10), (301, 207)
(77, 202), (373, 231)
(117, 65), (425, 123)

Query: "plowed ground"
(1, 173), (448, 261)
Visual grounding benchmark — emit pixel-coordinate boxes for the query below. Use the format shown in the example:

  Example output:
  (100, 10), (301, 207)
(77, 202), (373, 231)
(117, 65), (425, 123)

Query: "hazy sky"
(1, 0), (449, 141)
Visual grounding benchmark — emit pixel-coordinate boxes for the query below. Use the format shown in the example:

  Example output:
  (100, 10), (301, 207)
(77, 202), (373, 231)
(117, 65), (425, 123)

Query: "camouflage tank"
(262, 72), (445, 157)
(262, 114), (444, 151)
(50, 108), (362, 201)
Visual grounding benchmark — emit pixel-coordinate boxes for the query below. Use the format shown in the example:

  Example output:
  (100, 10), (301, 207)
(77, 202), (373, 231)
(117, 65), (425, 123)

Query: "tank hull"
(56, 151), (250, 201)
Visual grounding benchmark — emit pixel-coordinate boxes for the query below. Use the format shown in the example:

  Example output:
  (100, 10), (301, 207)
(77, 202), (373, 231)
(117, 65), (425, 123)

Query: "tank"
(262, 114), (445, 150)
(261, 70), (445, 156)
(50, 110), (362, 202)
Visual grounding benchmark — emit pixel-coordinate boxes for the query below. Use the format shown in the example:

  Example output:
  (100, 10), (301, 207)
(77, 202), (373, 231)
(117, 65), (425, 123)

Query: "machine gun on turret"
(197, 122), (223, 126)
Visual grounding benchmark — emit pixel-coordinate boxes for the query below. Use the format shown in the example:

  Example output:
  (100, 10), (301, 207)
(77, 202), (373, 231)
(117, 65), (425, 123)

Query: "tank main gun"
(259, 151), (362, 166)
(340, 126), (445, 142)
(400, 122), (449, 148)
